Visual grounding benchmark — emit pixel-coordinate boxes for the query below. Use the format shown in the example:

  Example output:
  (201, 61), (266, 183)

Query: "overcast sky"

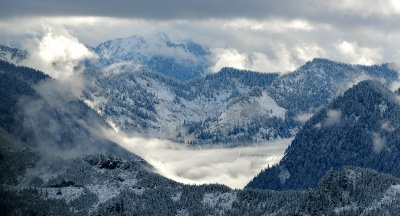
(1, 0), (400, 72)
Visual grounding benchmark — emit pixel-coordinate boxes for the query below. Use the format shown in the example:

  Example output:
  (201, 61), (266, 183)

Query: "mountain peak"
(93, 34), (210, 80)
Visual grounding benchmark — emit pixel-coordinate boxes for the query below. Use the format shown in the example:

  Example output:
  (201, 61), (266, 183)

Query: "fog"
(103, 128), (292, 189)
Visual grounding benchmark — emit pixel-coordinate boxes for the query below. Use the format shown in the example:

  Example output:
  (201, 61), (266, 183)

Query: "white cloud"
(381, 121), (395, 132)
(101, 61), (142, 76)
(19, 28), (97, 98)
(278, 166), (290, 184)
(223, 19), (314, 33)
(326, 0), (400, 17)
(296, 44), (325, 62)
(22, 29), (96, 81)
(210, 47), (296, 73)
(294, 113), (314, 123)
(324, 109), (342, 127)
(336, 41), (382, 65)
(1, 15), (400, 74)
(103, 128), (292, 189)
(209, 48), (247, 72)
(372, 132), (386, 153)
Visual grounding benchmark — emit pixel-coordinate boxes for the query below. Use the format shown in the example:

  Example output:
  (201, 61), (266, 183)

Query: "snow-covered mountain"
(0, 44), (27, 65)
(2, 41), (398, 145)
(247, 80), (400, 190)
(89, 35), (211, 81)
(268, 58), (398, 113)
(83, 57), (398, 145)
(83, 67), (297, 144)
(3, 45), (400, 215)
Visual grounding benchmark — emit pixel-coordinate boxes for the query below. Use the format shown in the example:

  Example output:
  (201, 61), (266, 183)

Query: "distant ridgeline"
(1, 42), (399, 145)
(83, 54), (399, 145)
(247, 80), (400, 190)
(90, 35), (211, 81)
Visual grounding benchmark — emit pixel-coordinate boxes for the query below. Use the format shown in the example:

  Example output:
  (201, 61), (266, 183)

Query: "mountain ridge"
(247, 80), (400, 190)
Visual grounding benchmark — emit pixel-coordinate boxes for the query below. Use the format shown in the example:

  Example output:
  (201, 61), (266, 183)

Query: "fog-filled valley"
(3, 1), (400, 215)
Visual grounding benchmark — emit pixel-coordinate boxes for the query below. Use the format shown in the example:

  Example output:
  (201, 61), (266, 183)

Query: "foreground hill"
(1, 139), (400, 216)
(247, 80), (400, 190)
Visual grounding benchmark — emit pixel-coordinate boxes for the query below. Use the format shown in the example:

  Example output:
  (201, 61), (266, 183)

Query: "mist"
(103, 128), (291, 189)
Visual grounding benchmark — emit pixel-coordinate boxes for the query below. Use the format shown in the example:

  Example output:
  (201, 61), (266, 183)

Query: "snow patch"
(362, 184), (400, 214)
(219, 92), (286, 126)
(171, 191), (182, 202)
(372, 132), (386, 154)
(324, 109), (341, 127)
(278, 166), (290, 184)
(202, 192), (236, 211)
(294, 112), (313, 123)
(43, 187), (84, 202)
(86, 184), (120, 204)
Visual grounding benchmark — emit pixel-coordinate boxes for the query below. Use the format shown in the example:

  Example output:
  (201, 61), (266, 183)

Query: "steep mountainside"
(247, 80), (400, 190)
(0, 60), (137, 158)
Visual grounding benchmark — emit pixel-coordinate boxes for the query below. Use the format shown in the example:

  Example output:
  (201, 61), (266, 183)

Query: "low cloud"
(103, 128), (292, 189)
(278, 166), (290, 184)
(381, 121), (395, 132)
(101, 61), (142, 76)
(324, 109), (342, 127)
(19, 29), (97, 98)
(22, 29), (96, 81)
(209, 48), (247, 72)
(294, 113), (314, 123)
(210, 47), (296, 73)
(372, 132), (386, 153)
(335, 41), (382, 65)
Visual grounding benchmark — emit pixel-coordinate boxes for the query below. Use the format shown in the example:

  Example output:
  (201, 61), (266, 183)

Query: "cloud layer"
(1, 12), (400, 73)
(104, 129), (291, 189)
(2, 0), (400, 20)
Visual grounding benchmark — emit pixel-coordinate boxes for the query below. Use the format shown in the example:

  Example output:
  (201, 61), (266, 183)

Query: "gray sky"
(1, 0), (400, 72)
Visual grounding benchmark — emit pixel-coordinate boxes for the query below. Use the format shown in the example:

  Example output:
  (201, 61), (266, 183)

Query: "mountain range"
(83, 38), (398, 144)
(2, 36), (400, 215)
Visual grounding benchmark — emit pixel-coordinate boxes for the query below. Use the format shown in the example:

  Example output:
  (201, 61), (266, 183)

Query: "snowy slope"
(82, 58), (398, 145)
(0, 44), (27, 65)
(91, 35), (211, 80)
(82, 67), (289, 144)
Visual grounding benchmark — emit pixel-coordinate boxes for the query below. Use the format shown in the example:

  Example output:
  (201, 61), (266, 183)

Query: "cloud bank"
(104, 128), (291, 189)
(2, 13), (400, 73)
